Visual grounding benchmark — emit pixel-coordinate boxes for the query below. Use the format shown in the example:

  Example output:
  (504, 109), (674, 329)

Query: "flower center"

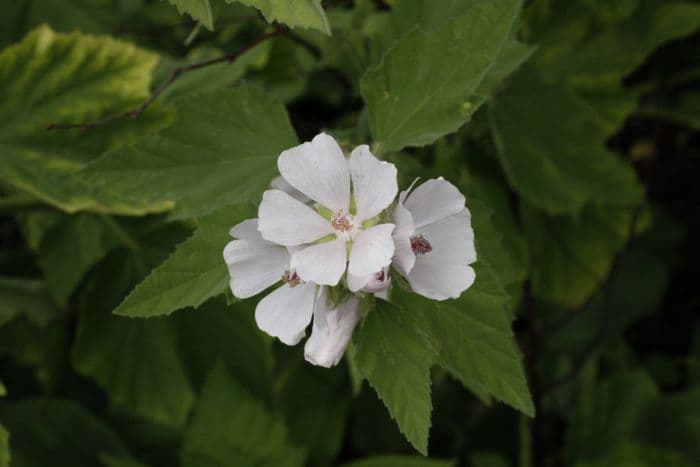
(281, 270), (303, 287)
(331, 210), (353, 232)
(375, 269), (385, 282)
(410, 235), (432, 255)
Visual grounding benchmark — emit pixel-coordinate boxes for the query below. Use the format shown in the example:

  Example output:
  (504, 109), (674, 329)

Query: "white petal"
(291, 238), (347, 286)
(277, 133), (350, 211)
(407, 262), (476, 301)
(392, 202), (416, 276)
(416, 208), (476, 266)
(407, 208), (477, 300)
(270, 175), (310, 204)
(349, 145), (398, 223)
(403, 178), (465, 229)
(348, 224), (395, 277)
(229, 218), (261, 240)
(258, 190), (333, 246)
(304, 290), (361, 368)
(347, 272), (372, 292)
(223, 239), (289, 299)
(362, 266), (391, 293)
(255, 282), (316, 345)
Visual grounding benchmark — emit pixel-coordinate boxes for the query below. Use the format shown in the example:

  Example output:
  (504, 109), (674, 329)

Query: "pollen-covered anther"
(330, 210), (353, 232)
(410, 235), (433, 255)
(375, 269), (385, 282)
(281, 270), (303, 287)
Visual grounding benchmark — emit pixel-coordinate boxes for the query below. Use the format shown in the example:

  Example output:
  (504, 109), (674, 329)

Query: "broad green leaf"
(0, 423), (7, 467)
(341, 456), (454, 467)
(361, 0), (522, 152)
(0, 399), (128, 467)
(566, 370), (658, 462)
(354, 300), (437, 455)
(574, 442), (697, 467)
(83, 86), (298, 220)
(225, 0), (330, 35)
(430, 276), (534, 417)
(166, 0), (213, 29)
(0, 26), (171, 215)
(113, 204), (254, 318)
(37, 214), (123, 305)
(279, 358), (352, 467)
(182, 363), (305, 467)
(523, 204), (634, 307)
(174, 298), (274, 396)
(490, 69), (643, 214)
(0, 277), (58, 327)
(72, 225), (195, 426)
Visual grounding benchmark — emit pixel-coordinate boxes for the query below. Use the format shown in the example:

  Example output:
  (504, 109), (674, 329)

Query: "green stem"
(518, 414), (533, 467)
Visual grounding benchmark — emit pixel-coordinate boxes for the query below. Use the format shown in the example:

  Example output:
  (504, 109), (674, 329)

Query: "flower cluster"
(223, 133), (476, 367)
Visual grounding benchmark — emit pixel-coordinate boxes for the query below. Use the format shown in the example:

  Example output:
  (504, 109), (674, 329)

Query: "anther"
(410, 235), (432, 255)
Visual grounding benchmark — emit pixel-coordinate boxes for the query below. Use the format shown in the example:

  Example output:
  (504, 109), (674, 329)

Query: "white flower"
(258, 133), (398, 290)
(224, 218), (362, 367)
(392, 178), (477, 300)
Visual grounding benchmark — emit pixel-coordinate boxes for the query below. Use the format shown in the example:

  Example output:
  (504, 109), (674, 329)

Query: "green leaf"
(113, 204), (254, 318)
(37, 214), (123, 306)
(0, 423), (8, 467)
(523, 204), (634, 307)
(574, 442), (697, 467)
(100, 456), (150, 467)
(0, 399), (128, 467)
(340, 456), (454, 467)
(224, 0), (330, 35)
(430, 275), (534, 417)
(354, 300), (437, 455)
(72, 225), (196, 426)
(0, 277), (58, 327)
(166, 0), (213, 30)
(361, 0), (523, 152)
(490, 69), (643, 214)
(83, 85), (298, 220)
(182, 363), (305, 467)
(174, 298), (274, 396)
(0, 26), (171, 214)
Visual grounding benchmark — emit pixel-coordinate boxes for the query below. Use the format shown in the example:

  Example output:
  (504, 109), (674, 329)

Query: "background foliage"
(1, 0), (699, 466)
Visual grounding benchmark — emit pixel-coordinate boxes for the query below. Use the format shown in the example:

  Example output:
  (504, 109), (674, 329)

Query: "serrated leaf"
(182, 363), (305, 467)
(72, 225), (195, 426)
(0, 399), (128, 467)
(354, 300), (436, 455)
(361, 0), (523, 152)
(167, 0), (214, 30)
(430, 276), (534, 417)
(37, 214), (123, 306)
(0, 26), (172, 215)
(225, 0), (330, 34)
(490, 69), (643, 214)
(114, 204), (254, 318)
(341, 456), (454, 467)
(523, 204), (633, 307)
(83, 86), (298, 220)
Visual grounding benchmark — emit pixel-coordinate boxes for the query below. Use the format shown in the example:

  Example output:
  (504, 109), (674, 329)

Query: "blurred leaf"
(174, 298), (274, 396)
(523, 204), (634, 307)
(225, 0), (330, 34)
(354, 300), (437, 455)
(340, 456), (454, 467)
(114, 204), (254, 318)
(0, 277), (57, 327)
(279, 359), (352, 467)
(0, 26), (171, 214)
(470, 452), (510, 467)
(361, 0), (524, 152)
(166, 0), (213, 29)
(100, 456), (150, 467)
(0, 423), (7, 467)
(574, 441), (697, 467)
(182, 363), (305, 467)
(566, 370), (658, 462)
(83, 86), (297, 220)
(0, 399), (128, 467)
(37, 214), (122, 306)
(490, 69), (643, 214)
(72, 224), (195, 426)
